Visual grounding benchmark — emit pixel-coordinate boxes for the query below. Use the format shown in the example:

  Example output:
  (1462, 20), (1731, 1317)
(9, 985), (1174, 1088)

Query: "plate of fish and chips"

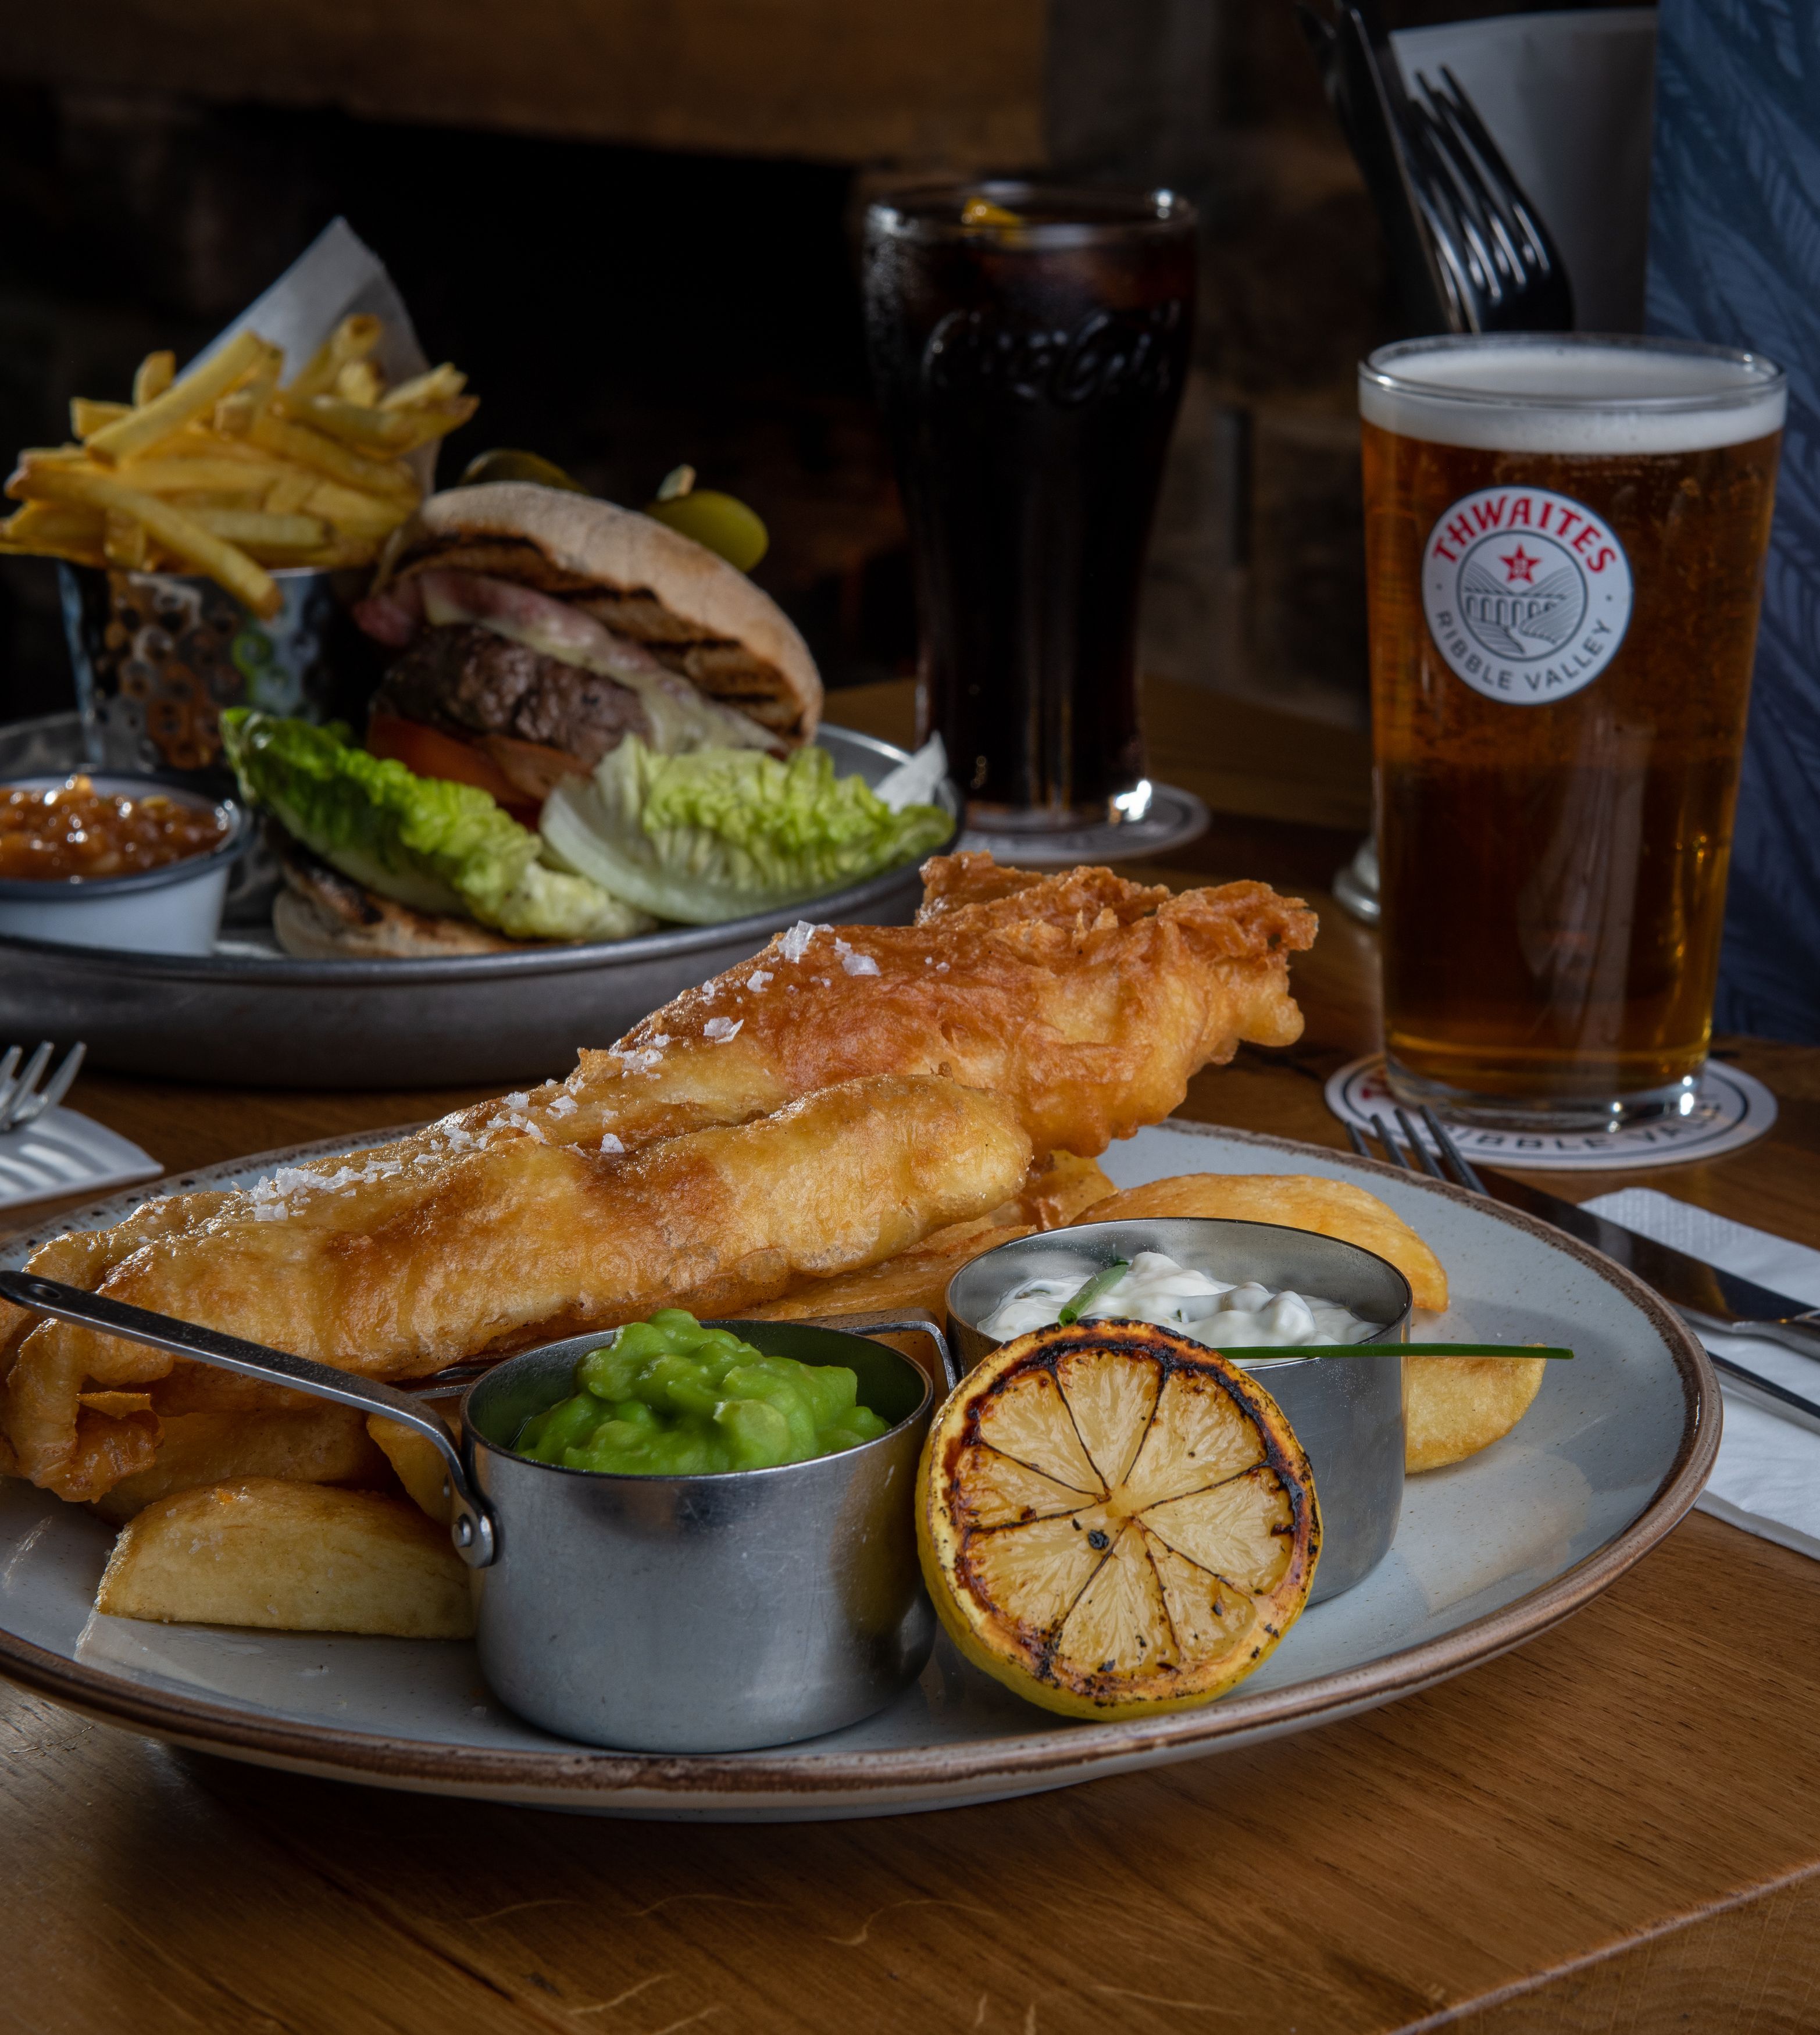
(0, 855), (1715, 1818)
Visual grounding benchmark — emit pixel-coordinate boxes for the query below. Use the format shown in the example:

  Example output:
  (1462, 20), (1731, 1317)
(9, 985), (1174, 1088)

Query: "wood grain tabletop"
(3, 681), (1817, 2034)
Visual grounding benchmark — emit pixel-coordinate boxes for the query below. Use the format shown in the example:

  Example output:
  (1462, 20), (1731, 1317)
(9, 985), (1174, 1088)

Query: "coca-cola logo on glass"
(921, 302), (1184, 407)
(1421, 485), (1633, 704)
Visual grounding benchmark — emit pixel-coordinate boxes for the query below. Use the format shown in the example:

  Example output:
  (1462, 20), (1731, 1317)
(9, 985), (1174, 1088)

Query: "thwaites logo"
(1421, 485), (1633, 703)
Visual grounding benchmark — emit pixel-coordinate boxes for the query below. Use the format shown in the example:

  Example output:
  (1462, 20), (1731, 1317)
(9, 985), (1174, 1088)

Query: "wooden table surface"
(4, 683), (1818, 2033)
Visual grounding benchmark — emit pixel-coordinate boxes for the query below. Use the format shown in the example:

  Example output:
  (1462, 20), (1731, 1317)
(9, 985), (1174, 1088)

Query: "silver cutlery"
(1295, 1), (1573, 334)
(0, 1040), (86, 1136)
(1348, 1103), (1820, 1433)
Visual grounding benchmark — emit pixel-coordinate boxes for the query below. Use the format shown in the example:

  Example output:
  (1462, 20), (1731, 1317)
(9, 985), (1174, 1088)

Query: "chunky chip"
(1080, 1172), (1450, 1312)
(95, 1479), (474, 1638)
(1405, 1354), (1547, 1472)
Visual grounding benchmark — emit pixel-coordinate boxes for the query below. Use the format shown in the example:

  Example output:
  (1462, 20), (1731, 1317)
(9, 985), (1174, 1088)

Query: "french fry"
(262, 467), (317, 515)
(0, 501), (108, 564)
(9, 464), (280, 617)
(380, 362), (466, 409)
(90, 1405), (393, 1527)
(72, 398), (132, 438)
(366, 1412), (455, 1526)
(248, 409), (419, 502)
(302, 476), (415, 540)
(133, 350), (176, 406)
(95, 1478), (476, 1637)
(188, 508), (329, 550)
(85, 329), (268, 466)
(2, 320), (472, 604)
(336, 358), (384, 406)
(273, 388), (419, 452)
(103, 513), (149, 570)
(381, 397), (479, 452)
(212, 344), (283, 437)
(265, 537), (386, 570)
(286, 313), (383, 400)
(115, 457), (274, 497)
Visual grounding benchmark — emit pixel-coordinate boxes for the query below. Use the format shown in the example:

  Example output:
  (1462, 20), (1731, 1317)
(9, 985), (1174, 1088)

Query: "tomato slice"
(365, 714), (540, 823)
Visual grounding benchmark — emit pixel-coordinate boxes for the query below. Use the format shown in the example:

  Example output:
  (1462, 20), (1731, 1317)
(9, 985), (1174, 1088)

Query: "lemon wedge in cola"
(918, 1322), (1320, 1719)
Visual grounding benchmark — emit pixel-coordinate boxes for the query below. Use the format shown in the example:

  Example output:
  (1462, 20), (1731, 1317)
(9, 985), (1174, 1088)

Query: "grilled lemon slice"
(918, 1321), (1319, 1719)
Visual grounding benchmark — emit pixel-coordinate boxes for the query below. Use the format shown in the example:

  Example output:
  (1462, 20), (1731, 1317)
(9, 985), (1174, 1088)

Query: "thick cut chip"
(974, 1368), (1101, 1494)
(951, 1443), (1095, 1528)
(95, 1478), (473, 1638)
(1123, 1368), (1264, 1510)
(1406, 1354), (1546, 1472)
(920, 1321), (1318, 1719)
(1054, 1347), (1159, 1490)
(1080, 1173), (1447, 1312)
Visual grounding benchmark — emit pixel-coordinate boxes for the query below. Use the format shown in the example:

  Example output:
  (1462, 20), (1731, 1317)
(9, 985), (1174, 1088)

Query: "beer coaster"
(957, 781), (1208, 867)
(1323, 1054), (1778, 1172)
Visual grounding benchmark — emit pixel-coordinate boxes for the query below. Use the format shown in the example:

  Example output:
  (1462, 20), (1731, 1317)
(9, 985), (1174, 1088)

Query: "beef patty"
(373, 625), (648, 767)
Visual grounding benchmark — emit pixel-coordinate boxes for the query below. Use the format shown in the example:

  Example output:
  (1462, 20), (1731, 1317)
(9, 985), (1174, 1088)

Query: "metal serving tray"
(0, 716), (954, 1088)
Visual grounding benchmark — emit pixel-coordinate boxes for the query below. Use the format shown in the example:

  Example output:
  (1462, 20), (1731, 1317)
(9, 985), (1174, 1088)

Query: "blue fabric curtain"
(1647, 0), (1820, 1041)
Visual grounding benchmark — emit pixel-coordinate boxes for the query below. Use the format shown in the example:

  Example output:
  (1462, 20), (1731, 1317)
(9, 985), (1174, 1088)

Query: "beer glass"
(1361, 335), (1785, 1130)
(862, 184), (1195, 830)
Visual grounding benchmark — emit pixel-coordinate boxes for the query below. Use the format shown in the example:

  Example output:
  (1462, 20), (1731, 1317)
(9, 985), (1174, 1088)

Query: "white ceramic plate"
(0, 1120), (1715, 1821)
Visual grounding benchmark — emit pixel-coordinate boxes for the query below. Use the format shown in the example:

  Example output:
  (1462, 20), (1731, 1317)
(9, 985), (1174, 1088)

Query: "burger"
(221, 484), (949, 957)
(350, 481), (822, 820)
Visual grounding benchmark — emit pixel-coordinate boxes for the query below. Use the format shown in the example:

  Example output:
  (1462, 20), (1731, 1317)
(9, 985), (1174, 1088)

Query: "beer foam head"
(1359, 337), (1786, 454)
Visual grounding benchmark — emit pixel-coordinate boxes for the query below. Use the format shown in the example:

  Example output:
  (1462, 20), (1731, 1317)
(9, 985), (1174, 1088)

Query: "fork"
(0, 1040), (87, 1136)
(1346, 1099), (1487, 1191)
(1348, 1102), (1820, 1425)
(1402, 64), (1575, 333)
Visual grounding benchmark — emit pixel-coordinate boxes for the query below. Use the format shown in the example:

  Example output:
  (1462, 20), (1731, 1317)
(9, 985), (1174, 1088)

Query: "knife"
(1465, 1160), (1820, 1433)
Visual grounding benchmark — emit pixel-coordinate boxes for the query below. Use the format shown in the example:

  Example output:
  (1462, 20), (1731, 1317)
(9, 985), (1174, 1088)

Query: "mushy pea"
(512, 1309), (892, 1475)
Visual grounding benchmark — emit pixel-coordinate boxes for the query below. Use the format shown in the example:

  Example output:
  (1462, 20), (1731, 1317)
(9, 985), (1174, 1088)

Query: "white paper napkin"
(0, 1108), (160, 1215)
(1585, 1188), (1820, 1562)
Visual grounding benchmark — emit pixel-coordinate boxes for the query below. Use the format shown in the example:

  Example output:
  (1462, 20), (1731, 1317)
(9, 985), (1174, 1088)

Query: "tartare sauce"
(980, 1249), (1380, 1355)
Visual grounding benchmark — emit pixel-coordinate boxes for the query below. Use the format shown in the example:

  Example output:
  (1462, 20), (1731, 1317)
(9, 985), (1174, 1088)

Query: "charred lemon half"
(918, 1321), (1320, 1719)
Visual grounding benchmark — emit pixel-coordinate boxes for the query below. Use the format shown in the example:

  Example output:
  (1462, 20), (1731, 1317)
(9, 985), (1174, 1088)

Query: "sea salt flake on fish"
(703, 1016), (744, 1041)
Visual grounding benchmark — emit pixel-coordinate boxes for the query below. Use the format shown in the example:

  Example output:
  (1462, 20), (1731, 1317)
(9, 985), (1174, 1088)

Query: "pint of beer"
(1360, 337), (1785, 1128)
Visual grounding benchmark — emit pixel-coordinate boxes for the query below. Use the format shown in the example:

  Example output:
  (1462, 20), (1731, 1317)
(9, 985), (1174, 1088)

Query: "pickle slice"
(917, 1322), (1319, 1719)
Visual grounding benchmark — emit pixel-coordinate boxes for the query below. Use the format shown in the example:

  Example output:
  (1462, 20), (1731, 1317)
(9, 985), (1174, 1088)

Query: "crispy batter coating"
(4, 1076), (1029, 1501)
(747, 1151), (1117, 1326)
(0, 854), (1311, 1501)
(590, 854), (1314, 1163)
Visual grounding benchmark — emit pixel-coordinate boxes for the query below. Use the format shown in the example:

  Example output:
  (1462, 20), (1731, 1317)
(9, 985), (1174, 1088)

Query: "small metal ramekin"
(946, 1217), (1414, 1604)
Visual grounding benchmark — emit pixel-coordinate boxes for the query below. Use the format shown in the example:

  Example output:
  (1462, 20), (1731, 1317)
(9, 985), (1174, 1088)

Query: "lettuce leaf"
(538, 736), (954, 924)
(221, 710), (652, 942)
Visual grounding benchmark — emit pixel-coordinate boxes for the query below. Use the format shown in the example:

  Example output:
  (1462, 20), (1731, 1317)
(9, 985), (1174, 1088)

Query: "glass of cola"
(863, 184), (1196, 831)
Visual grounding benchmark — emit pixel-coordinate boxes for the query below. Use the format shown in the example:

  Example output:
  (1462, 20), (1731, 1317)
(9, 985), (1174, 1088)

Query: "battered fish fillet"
(747, 1150), (1117, 1324)
(2, 1076), (1030, 1501)
(0, 853), (1309, 1498)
